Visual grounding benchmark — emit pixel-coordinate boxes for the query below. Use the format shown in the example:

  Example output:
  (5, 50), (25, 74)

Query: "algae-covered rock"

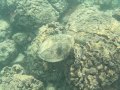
(46, 83), (56, 90)
(0, 0), (17, 9)
(0, 74), (44, 90)
(66, 5), (120, 90)
(12, 53), (25, 64)
(0, 64), (44, 90)
(0, 0), (120, 90)
(112, 8), (120, 21)
(0, 0), (17, 17)
(11, 0), (59, 30)
(93, 0), (119, 9)
(66, 5), (101, 33)
(0, 64), (24, 76)
(66, 5), (120, 34)
(0, 39), (16, 64)
(0, 0), (59, 30)
(77, 0), (120, 8)
(48, 0), (68, 14)
(0, 20), (11, 42)
(69, 34), (120, 90)
(12, 32), (28, 46)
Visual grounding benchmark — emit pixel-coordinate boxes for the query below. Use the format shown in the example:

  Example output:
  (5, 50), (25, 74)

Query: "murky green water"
(0, 0), (120, 90)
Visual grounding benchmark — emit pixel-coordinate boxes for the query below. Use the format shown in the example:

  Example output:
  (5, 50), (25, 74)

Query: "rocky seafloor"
(0, 0), (120, 90)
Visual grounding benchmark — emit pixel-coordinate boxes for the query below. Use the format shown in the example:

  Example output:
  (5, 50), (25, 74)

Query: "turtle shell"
(38, 34), (74, 62)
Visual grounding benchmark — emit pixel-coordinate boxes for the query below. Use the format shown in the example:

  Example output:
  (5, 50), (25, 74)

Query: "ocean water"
(0, 0), (120, 90)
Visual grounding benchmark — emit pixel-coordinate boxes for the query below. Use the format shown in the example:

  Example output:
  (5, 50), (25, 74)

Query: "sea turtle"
(38, 34), (74, 62)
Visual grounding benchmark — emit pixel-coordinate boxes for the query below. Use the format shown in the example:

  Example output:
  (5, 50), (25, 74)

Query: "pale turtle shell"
(38, 34), (74, 62)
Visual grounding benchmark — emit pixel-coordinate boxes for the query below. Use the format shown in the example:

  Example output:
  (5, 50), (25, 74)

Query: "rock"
(12, 0), (59, 30)
(12, 32), (28, 46)
(66, 5), (120, 90)
(0, 39), (16, 65)
(46, 83), (56, 90)
(112, 8), (120, 21)
(0, 20), (11, 42)
(48, 0), (69, 14)
(0, 64), (44, 90)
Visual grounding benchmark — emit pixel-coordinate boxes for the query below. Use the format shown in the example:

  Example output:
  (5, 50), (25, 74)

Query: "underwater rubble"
(0, 0), (120, 90)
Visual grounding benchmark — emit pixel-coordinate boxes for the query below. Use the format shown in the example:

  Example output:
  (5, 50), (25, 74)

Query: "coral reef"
(0, 39), (16, 66)
(0, 0), (59, 30)
(66, 5), (120, 90)
(12, 32), (29, 46)
(0, 0), (120, 90)
(93, 0), (119, 9)
(0, 0), (17, 17)
(48, 0), (69, 14)
(0, 20), (11, 42)
(79, 0), (120, 7)
(0, 64), (44, 90)
(12, 0), (59, 30)
(112, 8), (120, 21)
